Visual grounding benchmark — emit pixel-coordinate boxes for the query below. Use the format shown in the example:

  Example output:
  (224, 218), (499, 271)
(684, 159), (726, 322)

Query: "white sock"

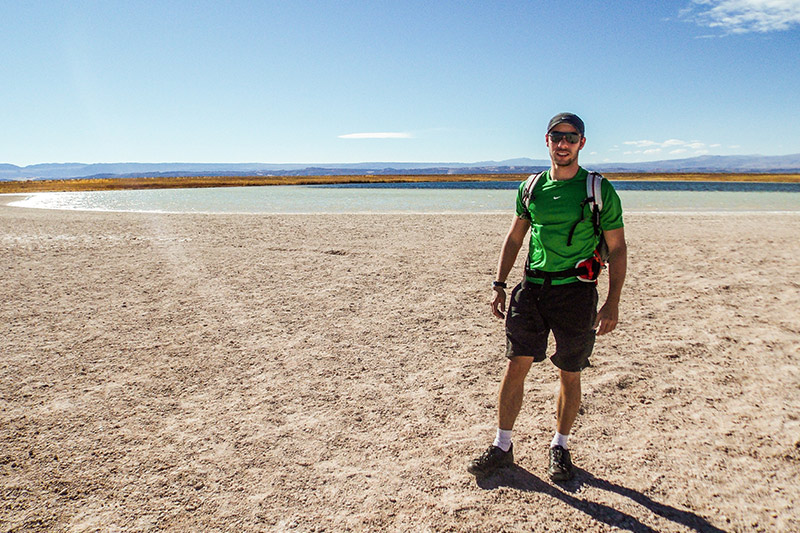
(493, 428), (513, 452)
(551, 431), (569, 449)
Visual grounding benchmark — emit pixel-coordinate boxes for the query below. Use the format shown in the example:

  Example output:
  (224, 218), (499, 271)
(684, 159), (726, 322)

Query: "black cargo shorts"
(505, 280), (598, 372)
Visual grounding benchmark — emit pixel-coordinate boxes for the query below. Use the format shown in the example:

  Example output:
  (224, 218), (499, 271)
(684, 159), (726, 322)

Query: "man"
(467, 112), (627, 481)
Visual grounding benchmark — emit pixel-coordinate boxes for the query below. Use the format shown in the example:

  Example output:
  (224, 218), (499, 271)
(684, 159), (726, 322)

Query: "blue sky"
(2, 0), (799, 166)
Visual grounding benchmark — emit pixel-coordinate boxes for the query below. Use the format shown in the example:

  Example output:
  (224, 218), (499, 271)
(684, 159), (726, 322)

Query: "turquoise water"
(7, 182), (800, 214)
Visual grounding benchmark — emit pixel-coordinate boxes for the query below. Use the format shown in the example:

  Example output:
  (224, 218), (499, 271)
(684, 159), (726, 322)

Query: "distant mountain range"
(2, 154), (799, 181)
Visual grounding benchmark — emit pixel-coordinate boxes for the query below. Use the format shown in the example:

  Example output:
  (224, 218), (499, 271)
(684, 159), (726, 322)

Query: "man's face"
(546, 124), (586, 167)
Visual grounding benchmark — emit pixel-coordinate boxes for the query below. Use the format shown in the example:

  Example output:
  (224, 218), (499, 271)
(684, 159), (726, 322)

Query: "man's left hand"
(594, 301), (619, 335)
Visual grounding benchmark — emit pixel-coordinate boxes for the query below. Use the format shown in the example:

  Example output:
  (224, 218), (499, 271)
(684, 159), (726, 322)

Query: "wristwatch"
(492, 281), (507, 289)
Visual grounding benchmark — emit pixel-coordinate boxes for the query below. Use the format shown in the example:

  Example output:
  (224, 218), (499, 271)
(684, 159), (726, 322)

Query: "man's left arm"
(595, 227), (627, 335)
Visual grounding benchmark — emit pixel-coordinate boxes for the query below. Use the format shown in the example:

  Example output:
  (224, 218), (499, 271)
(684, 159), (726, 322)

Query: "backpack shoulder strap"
(522, 171), (546, 209)
(586, 171), (604, 212)
(585, 171), (605, 239)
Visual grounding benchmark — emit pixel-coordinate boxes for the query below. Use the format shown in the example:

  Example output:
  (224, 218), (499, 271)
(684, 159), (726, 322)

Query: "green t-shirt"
(515, 167), (624, 285)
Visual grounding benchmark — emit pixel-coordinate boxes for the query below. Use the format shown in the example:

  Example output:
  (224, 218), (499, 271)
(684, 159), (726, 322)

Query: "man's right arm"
(491, 216), (530, 319)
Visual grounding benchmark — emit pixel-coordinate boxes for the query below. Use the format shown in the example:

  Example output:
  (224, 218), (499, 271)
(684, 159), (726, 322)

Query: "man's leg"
(549, 369), (581, 481)
(556, 369), (581, 436)
(546, 282), (595, 481)
(498, 356), (535, 430)
(467, 356), (534, 475)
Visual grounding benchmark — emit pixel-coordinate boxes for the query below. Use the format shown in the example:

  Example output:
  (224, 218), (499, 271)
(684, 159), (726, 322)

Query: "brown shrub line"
(1, 172), (798, 194)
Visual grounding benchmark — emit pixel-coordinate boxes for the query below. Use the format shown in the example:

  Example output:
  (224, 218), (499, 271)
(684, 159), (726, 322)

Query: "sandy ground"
(1, 196), (799, 532)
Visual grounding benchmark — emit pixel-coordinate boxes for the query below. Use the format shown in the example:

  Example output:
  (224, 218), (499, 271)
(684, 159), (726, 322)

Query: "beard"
(551, 149), (578, 168)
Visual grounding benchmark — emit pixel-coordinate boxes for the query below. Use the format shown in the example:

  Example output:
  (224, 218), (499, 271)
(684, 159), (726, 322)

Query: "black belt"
(524, 267), (588, 292)
(525, 252), (603, 290)
(525, 266), (588, 280)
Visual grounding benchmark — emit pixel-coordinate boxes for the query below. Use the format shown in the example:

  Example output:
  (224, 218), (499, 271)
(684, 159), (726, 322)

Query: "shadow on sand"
(476, 465), (727, 533)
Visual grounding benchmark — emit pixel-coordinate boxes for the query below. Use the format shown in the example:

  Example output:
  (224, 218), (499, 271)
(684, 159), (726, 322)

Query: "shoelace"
(478, 446), (503, 464)
(551, 448), (569, 469)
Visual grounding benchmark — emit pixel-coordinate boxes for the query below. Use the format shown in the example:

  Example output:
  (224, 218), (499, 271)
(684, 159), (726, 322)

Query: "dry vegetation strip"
(1, 173), (799, 194)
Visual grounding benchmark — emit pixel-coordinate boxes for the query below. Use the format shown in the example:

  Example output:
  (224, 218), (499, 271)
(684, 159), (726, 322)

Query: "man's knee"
(559, 369), (581, 392)
(559, 369), (581, 380)
(505, 356), (534, 382)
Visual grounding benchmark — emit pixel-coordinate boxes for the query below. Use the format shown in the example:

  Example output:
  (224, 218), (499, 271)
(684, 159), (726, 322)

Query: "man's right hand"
(491, 288), (507, 319)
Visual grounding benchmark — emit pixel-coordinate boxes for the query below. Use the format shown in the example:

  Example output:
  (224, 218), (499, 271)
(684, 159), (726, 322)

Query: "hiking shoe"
(548, 445), (574, 481)
(467, 444), (514, 476)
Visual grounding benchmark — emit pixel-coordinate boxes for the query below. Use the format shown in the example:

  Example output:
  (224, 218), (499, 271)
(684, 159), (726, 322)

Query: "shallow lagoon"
(9, 181), (800, 214)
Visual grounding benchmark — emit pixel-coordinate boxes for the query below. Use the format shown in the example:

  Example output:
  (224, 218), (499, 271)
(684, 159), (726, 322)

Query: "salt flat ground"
(1, 200), (798, 532)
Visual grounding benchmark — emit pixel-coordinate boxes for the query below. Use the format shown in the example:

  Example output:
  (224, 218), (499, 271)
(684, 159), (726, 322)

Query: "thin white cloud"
(338, 132), (413, 139)
(623, 140), (660, 148)
(622, 138), (715, 157)
(686, 0), (800, 34)
(662, 139), (687, 147)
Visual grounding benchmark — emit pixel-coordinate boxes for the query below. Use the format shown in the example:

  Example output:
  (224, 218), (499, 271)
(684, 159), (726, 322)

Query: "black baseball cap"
(547, 113), (585, 136)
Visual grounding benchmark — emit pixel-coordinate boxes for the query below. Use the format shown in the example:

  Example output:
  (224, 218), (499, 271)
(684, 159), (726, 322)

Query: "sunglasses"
(548, 131), (582, 144)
